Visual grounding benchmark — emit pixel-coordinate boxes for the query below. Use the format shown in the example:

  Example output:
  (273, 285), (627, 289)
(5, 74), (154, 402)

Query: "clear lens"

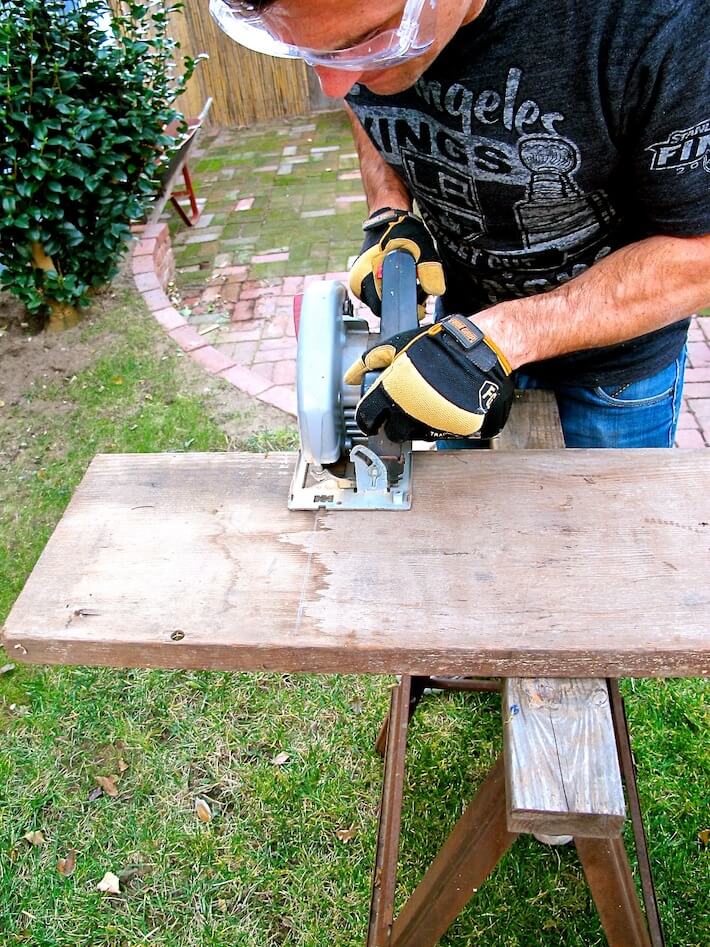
(209, 0), (436, 70)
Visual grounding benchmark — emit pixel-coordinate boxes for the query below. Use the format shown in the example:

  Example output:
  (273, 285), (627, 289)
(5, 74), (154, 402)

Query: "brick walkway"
(157, 111), (710, 446)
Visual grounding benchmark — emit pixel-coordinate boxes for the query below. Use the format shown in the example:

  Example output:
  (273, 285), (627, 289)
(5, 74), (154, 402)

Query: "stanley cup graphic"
(514, 135), (613, 250)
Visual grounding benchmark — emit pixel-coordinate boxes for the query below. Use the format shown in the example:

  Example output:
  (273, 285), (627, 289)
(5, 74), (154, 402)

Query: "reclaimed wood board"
(3, 449), (710, 677)
(503, 678), (625, 837)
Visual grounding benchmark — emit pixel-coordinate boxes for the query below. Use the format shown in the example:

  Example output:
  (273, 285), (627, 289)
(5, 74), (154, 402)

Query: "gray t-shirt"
(346, 0), (710, 385)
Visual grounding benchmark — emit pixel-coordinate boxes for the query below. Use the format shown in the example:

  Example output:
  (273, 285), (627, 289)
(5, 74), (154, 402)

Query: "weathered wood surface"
(499, 390), (626, 839)
(503, 678), (625, 837)
(3, 447), (709, 677)
(494, 389), (564, 450)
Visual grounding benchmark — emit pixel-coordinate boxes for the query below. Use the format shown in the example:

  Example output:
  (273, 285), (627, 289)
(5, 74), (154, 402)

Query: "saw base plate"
(288, 445), (413, 511)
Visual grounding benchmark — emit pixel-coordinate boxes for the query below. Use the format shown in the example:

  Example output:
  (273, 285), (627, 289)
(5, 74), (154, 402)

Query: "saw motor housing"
(289, 251), (421, 510)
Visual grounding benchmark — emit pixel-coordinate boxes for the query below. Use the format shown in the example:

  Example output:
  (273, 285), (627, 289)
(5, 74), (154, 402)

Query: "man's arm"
(344, 102), (411, 212)
(343, 108), (710, 374)
(474, 234), (710, 370)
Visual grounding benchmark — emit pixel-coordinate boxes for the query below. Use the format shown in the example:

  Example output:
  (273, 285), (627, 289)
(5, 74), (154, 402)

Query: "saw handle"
(362, 249), (421, 459)
(378, 249), (420, 340)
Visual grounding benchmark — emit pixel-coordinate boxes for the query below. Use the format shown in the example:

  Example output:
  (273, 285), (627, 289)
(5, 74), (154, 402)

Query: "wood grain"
(503, 678), (625, 837)
(497, 390), (626, 838)
(494, 389), (564, 450)
(2, 447), (709, 677)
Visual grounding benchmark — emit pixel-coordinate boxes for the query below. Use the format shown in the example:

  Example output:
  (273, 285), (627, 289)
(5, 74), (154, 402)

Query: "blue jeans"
(436, 347), (687, 449)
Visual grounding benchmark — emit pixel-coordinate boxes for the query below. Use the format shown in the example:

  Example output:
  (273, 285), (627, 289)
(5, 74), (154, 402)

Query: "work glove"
(349, 208), (446, 321)
(344, 314), (514, 442)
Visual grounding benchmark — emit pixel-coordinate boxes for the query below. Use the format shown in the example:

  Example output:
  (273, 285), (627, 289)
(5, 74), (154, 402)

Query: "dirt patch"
(0, 262), (294, 437)
(0, 287), (118, 407)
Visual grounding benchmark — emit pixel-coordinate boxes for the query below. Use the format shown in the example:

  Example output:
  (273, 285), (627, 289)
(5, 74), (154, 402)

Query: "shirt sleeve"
(623, 1), (710, 237)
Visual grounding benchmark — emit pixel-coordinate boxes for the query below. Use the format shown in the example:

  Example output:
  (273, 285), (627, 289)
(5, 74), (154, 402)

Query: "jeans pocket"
(593, 359), (679, 408)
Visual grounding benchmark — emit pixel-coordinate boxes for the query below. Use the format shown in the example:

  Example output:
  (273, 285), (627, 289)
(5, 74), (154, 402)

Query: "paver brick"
(683, 382), (710, 398)
(142, 288), (171, 311)
(252, 252), (290, 264)
(133, 272), (162, 293)
(133, 255), (158, 275)
(687, 341), (710, 367)
(685, 366), (710, 383)
(222, 340), (259, 363)
(232, 300), (255, 321)
(261, 384), (297, 416)
(215, 327), (262, 344)
(253, 345), (297, 362)
(133, 238), (156, 256)
(190, 346), (236, 375)
(168, 325), (208, 352)
(218, 364), (273, 395)
(272, 359), (297, 386)
(687, 398), (710, 419)
(677, 411), (699, 430)
(259, 335), (296, 351)
(675, 429), (707, 448)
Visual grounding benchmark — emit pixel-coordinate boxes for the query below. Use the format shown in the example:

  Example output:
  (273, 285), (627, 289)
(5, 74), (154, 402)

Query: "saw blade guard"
(295, 280), (363, 465)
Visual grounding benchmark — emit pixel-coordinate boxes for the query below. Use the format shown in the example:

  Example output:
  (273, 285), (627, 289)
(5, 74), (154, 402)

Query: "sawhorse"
(367, 392), (664, 947)
(5, 393), (707, 944)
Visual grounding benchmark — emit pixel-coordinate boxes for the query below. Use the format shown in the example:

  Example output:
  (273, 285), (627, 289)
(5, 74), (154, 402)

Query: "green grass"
(1, 284), (709, 945)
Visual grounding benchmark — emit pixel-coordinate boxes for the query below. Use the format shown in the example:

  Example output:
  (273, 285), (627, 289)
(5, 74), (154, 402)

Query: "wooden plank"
(494, 389), (564, 450)
(503, 678), (625, 837)
(498, 390), (625, 838)
(2, 447), (709, 677)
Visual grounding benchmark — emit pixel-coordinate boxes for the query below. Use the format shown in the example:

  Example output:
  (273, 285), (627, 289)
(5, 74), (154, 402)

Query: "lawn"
(0, 275), (708, 946)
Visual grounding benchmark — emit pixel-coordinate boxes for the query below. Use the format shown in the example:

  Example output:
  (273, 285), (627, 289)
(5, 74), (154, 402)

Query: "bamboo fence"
(110, 1), (312, 126)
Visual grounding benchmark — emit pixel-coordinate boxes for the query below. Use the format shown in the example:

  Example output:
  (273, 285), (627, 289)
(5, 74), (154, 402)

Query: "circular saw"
(289, 250), (419, 511)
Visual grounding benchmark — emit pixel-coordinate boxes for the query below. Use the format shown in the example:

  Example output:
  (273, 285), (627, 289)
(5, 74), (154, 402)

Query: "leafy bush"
(0, 0), (200, 325)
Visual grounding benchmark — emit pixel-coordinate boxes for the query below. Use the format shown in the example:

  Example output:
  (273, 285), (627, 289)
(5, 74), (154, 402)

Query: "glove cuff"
(435, 315), (513, 376)
(362, 207), (413, 232)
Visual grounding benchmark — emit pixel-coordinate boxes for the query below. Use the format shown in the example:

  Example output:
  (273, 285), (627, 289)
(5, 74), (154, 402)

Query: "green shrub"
(0, 0), (200, 325)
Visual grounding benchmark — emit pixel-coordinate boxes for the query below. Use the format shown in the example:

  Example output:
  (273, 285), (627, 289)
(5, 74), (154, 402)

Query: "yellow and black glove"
(344, 314), (514, 442)
(349, 208), (446, 321)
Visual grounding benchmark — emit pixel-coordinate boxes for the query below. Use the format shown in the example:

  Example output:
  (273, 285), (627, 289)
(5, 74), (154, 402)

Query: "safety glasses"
(209, 0), (437, 70)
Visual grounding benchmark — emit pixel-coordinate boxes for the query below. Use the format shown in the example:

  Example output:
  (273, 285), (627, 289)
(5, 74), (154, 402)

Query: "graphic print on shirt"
(348, 68), (617, 304)
(646, 118), (710, 175)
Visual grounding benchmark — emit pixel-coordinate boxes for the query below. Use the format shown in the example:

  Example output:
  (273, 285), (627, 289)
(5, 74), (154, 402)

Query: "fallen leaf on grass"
(23, 830), (45, 846)
(195, 798), (213, 823)
(698, 829), (710, 846)
(57, 849), (77, 877)
(94, 775), (119, 797)
(96, 871), (120, 894)
(117, 758), (129, 773)
(0, 663), (16, 675)
(271, 752), (290, 766)
(349, 700), (364, 715)
(88, 786), (103, 802)
(335, 826), (356, 843)
(111, 376), (124, 386)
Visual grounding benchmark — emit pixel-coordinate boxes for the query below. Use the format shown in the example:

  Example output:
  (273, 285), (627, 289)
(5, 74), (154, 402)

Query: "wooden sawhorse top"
(3, 430), (709, 679)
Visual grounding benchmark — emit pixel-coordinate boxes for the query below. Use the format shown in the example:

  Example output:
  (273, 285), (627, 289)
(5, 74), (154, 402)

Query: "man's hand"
(344, 314), (514, 441)
(349, 208), (446, 320)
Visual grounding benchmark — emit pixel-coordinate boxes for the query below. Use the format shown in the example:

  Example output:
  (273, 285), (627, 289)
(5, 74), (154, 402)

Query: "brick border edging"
(130, 223), (297, 417)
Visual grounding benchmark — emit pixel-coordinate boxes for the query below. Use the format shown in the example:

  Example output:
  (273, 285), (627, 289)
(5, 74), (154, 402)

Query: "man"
(210, 0), (710, 447)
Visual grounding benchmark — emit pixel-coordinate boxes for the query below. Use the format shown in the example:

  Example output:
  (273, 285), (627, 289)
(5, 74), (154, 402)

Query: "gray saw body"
(289, 251), (418, 511)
